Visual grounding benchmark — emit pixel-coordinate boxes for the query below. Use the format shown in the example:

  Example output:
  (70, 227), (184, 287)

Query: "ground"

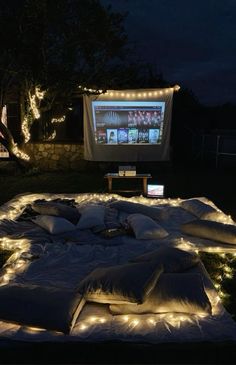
(1, 160), (236, 220)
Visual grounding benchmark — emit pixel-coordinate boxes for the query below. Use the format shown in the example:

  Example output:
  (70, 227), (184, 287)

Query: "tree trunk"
(0, 109), (32, 171)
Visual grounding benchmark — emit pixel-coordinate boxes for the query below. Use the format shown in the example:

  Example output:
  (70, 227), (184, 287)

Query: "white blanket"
(0, 192), (236, 344)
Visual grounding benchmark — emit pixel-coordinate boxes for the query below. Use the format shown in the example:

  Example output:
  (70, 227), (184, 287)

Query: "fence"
(201, 133), (236, 168)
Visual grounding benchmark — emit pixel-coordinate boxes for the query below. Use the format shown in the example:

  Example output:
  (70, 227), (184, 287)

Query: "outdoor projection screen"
(84, 88), (174, 161)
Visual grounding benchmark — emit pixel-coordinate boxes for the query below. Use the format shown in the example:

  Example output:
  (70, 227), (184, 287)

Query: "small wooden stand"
(104, 173), (152, 196)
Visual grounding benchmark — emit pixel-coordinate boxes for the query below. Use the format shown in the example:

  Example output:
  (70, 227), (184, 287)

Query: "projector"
(118, 166), (136, 176)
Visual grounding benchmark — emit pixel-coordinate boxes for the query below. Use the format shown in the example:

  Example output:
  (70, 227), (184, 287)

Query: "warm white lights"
(35, 87), (46, 100)
(22, 115), (31, 143)
(104, 86), (179, 99)
(28, 86), (46, 120)
(21, 85), (46, 146)
(51, 116), (66, 124)
(173, 84), (181, 92)
(29, 93), (41, 120)
(0, 191), (235, 338)
(12, 143), (30, 161)
(78, 85), (103, 94)
(0, 236), (31, 286)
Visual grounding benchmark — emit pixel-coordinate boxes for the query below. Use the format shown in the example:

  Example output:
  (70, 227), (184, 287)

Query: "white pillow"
(78, 261), (163, 304)
(130, 247), (199, 273)
(0, 283), (85, 334)
(127, 213), (168, 240)
(31, 201), (81, 224)
(110, 273), (212, 315)
(32, 215), (76, 234)
(181, 219), (236, 245)
(180, 199), (222, 221)
(109, 200), (163, 221)
(77, 204), (105, 230)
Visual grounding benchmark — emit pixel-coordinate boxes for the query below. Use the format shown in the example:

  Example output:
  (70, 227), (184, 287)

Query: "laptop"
(147, 184), (164, 198)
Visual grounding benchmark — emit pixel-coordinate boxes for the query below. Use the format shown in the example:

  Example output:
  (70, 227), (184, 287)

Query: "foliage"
(200, 252), (236, 317)
(0, 0), (130, 167)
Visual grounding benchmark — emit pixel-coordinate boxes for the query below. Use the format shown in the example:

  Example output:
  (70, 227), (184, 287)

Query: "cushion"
(130, 247), (199, 273)
(77, 204), (105, 230)
(109, 273), (212, 315)
(109, 201), (163, 221)
(180, 199), (222, 221)
(0, 283), (85, 334)
(78, 261), (163, 304)
(31, 201), (81, 224)
(32, 215), (76, 234)
(181, 219), (236, 245)
(127, 213), (168, 240)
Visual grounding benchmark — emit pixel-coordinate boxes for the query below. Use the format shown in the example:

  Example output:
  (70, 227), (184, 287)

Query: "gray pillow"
(181, 219), (236, 245)
(0, 283), (85, 334)
(180, 199), (222, 221)
(109, 201), (162, 221)
(31, 201), (81, 224)
(78, 261), (163, 304)
(130, 247), (199, 273)
(77, 204), (106, 230)
(109, 273), (212, 315)
(127, 213), (168, 240)
(32, 215), (76, 234)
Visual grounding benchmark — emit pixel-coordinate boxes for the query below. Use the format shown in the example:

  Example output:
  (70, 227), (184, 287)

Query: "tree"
(0, 0), (129, 169)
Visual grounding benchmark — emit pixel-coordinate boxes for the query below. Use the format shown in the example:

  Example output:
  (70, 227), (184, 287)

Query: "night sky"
(103, 0), (236, 106)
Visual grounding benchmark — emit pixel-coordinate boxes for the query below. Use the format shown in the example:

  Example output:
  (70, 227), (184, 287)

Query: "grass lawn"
(1, 161), (236, 219)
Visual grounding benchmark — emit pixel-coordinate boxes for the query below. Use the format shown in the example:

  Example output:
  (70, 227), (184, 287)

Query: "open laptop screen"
(147, 184), (164, 198)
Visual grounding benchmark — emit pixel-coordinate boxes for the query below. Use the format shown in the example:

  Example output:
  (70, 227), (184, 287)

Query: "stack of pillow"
(31, 201), (107, 234)
(78, 246), (212, 316)
(31, 200), (170, 240)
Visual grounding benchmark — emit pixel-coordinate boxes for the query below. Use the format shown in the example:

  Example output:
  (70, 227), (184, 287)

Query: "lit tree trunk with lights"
(0, 80), (32, 170)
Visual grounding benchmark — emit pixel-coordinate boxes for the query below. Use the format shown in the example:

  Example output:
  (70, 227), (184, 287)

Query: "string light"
(46, 131), (57, 141)
(12, 143), (30, 161)
(78, 85), (103, 94)
(29, 93), (41, 120)
(78, 85), (181, 98)
(35, 86), (46, 100)
(51, 116), (66, 124)
(0, 191), (235, 332)
(103, 86), (180, 99)
(28, 86), (46, 120)
(22, 115), (31, 143)
(173, 84), (181, 91)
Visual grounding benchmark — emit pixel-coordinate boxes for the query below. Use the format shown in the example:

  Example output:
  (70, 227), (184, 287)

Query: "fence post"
(216, 135), (220, 168)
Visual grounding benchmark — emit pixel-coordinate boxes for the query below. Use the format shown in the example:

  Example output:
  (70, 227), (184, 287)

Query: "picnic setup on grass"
(1, 88), (236, 363)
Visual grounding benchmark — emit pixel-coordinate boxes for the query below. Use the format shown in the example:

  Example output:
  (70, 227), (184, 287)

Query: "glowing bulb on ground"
(122, 316), (129, 323)
(89, 316), (97, 322)
(129, 319), (139, 327)
(147, 318), (156, 325)
(79, 324), (88, 331)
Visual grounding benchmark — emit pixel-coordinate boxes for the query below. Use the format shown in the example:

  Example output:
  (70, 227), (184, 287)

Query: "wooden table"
(104, 173), (152, 196)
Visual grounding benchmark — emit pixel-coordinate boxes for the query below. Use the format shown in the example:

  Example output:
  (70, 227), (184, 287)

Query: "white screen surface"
(84, 88), (174, 162)
(92, 101), (165, 145)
